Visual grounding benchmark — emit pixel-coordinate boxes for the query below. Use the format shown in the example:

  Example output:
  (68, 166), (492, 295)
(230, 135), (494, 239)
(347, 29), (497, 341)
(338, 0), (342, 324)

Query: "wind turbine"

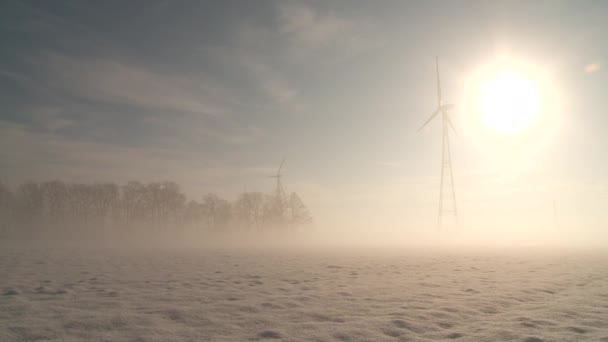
(268, 157), (288, 214)
(417, 57), (458, 229)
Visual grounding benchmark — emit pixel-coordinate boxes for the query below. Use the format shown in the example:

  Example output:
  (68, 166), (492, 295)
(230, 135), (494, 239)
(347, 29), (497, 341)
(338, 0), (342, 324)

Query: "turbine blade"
(446, 114), (458, 137)
(416, 108), (441, 132)
(436, 56), (442, 106)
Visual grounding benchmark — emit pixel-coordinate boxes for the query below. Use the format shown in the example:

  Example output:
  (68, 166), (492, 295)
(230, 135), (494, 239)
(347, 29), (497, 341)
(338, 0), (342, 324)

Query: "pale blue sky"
(1, 0), (607, 240)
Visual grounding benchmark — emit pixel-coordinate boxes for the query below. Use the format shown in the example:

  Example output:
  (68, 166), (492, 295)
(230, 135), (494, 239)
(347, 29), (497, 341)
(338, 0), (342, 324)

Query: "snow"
(1, 243), (607, 341)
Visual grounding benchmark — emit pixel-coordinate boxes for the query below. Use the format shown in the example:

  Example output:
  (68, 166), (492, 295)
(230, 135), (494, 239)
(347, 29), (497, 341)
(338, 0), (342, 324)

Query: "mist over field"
(1, 178), (607, 342)
(2, 177), (606, 342)
(2, 182), (607, 341)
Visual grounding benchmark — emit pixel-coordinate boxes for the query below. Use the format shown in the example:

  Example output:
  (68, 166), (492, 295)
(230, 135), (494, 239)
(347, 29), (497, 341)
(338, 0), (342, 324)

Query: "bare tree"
(155, 181), (186, 227)
(0, 181), (15, 235)
(3, 179), (312, 239)
(234, 192), (265, 231)
(184, 200), (204, 231)
(16, 182), (44, 233)
(201, 194), (231, 232)
(41, 181), (70, 228)
(288, 192), (312, 226)
(121, 181), (148, 227)
(89, 183), (119, 228)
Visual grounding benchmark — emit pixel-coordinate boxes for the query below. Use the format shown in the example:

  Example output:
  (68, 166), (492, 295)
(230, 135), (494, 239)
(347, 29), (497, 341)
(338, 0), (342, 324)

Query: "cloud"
(0, 121), (255, 198)
(238, 58), (298, 104)
(200, 31), (299, 107)
(3, 52), (268, 148)
(0, 69), (29, 82)
(24, 105), (74, 132)
(222, 2), (377, 107)
(43, 53), (225, 117)
(276, 2), (382, 62)
(278, 2), (350, 48)
(198, 3), (379, 109)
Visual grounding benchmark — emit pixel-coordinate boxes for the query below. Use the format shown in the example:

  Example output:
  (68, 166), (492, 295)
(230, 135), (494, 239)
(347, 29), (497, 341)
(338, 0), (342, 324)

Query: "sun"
(461, 55), (561, 169)
(478, 71), (541, 136)
(462, 56), (559, 146)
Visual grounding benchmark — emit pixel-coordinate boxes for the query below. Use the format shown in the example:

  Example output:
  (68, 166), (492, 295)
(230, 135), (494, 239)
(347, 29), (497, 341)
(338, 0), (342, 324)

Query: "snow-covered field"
(1, 243), (607, 341)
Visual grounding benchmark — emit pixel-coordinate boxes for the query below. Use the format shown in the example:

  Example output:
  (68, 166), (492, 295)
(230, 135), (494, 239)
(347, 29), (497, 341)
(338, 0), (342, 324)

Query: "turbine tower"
(417, 57), (458, 229)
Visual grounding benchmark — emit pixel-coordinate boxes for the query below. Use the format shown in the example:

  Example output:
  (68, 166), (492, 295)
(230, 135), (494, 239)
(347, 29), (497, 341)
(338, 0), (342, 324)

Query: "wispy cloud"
(43, 53), (226, 117)
(222, 2), (379, 107)
(238, 58), (298, 104)
(0, 121), (257, 196)
(5, 52), (267, 148)
(276, 2), (382, 62)
(278, 3), (350, 48)
(23, 105), (74, 132)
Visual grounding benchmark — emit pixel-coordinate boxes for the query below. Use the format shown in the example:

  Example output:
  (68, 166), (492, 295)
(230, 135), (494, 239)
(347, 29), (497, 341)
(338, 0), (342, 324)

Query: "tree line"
(0, 180), (312, 239)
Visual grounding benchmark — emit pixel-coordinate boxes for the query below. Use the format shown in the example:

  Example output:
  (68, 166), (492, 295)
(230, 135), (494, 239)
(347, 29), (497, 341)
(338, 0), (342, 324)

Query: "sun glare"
(478, 71), (540, 135)
(462, 56), (560, 148)
(461, 56), (561, 171)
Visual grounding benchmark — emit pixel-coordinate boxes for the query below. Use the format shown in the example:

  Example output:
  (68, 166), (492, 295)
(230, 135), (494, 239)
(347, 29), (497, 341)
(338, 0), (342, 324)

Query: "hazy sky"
(1, 1), (607, 241)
